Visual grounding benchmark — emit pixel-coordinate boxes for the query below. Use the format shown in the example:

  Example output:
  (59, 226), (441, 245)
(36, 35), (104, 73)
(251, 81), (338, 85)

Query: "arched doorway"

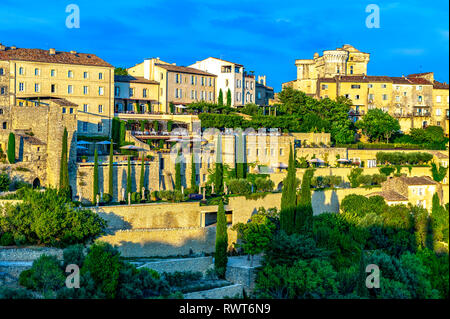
(277, 182), (283, 191)
(32, 178), (41, 189)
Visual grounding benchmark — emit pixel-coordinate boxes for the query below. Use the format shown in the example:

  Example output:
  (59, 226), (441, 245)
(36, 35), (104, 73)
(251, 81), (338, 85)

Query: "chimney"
(49, 48), (56, 55)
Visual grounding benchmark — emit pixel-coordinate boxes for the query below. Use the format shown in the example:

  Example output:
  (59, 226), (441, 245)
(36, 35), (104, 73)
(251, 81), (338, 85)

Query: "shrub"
(162, 271), (202, 287)
(254, 177), (274, 192)
(379, 166), (395, 177)
(0, 173), (11, 191)
(356, 174), (373, 186)
(0, 287), (34, 299)
(228, 178), (252, 195)
(103, 193), (112, 204)
(63, 244), (86, 268)
(0, 232), (14, 246)
(131, 192), (141, 203)
(348, 168), (363, 188)
(19, 255), (65, 292)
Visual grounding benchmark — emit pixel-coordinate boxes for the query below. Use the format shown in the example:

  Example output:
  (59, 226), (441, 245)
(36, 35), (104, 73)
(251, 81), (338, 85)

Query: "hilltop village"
(0, 43), (448, 299)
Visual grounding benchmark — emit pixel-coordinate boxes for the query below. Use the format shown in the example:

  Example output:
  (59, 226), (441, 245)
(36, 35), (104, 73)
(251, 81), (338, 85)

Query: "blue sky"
(0, 0), (448, 91)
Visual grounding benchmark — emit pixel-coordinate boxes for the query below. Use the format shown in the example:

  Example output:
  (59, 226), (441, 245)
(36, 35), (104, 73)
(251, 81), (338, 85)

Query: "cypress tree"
(111, 117), (120, 147)
(139, 155), (145, 194)
(59, 128), (68, 190)
(108, 140), (114, 197)
(215, 135), (224, 194)
(226, 88), (232, 107)
(191, 153), (198, 193)
(7, 132), (15, 164)
(218, 89), (224, 106)
(215, 199), (228, 278)
(175, 150), (182, 191)
(126, 155), (132, 197)
(295, 168), (315, 234)
(356, 250), (369, 298)
(280, 144), (297, 234)
(93, 147), (99, 204)
(119, 121), (126, 146)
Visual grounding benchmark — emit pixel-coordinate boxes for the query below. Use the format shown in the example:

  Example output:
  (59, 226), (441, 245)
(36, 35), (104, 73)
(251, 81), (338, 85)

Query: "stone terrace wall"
(184, 284), (243, 299)
(94, 201), (202, 231)
(138, 256), (213, 274)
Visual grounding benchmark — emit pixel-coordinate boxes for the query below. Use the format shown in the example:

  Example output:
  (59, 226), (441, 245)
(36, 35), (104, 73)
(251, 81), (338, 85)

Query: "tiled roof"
(367, 191), (408, 202)
(317, 75), (434, 85)
(433, 80), (449, 90)
(207, 57), (243, 67)
(15, 133), (46, 145)
(408, 72), (433, 77)
(0, 46), (113, 68)
(114, 75), (159, 85)
(433, 151), (449, 159)
(390, 76), (412, 84)
(399, 176), (437, 186)
(155, 63), (216, 76)
(408, 77), (433, 85)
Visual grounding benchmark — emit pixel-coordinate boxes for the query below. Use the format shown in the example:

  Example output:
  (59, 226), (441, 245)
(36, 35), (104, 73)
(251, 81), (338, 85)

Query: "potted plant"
(81, 155), (88, 163)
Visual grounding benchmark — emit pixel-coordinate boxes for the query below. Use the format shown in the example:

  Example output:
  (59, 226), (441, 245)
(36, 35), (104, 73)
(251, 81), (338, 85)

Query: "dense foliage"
(0, 188), (106, 247)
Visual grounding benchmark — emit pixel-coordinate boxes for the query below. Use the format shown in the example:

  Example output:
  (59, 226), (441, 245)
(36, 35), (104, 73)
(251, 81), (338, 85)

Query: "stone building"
(283, 44), (449, 135)
(114, 75), (160, 114)
(368, 175), (442, 210)
(0, 43), (114, 137)
(128, 58), (216, 113)
(0, 97), (78, 188)
(255, 75), (274, 106)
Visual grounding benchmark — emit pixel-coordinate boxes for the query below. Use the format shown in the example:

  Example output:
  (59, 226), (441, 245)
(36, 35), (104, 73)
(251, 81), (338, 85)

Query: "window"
(98, 105), (103, 113)
(403, 92), (407, 96)
(62, 107), (66, 114)
(355, 95), (360, 100)
(69, 108), (73, 114)
(83, 72), (88, 79)
(143, 89), (147, 98)
(68, 70), (73, 78)
(368, 84), (373, 88)
(19, 83), (24, 92)
(191, 75), (195, 85)
(99, 73), (103, 80)
(321, 84), (328, 90)
(382, 94), (388, 100)
(3, 122), (7, 129)
(83, 104), (88, 112)
(68, 85), (73, 94)
(395, 86), (400, 90)
(0, 68), (5, 76)
(436, 96), (442, 103)
(351, 84), (361, 89)
(344, 94), (350, 99)
(350, 66), (354, 74)
(395, 96), (400, 102)
(97, 122), (103, 132)
(191, 90), (195, 99)
(280, 148), (283, 156)
(417, 85), (422, 91)
(381, 84), (387, 88)
(51, 84), (56, 93)
(336, 67), (340, 74)
(34, 68), (40, 76)
(368, 94), (374, 101)
(209, 92), (212, 101)
(418, 95), (423, 102)
(34, 83), (40, 93)
(115, 86), (120, 96)
(209, 78), (212, 86)
(201, 77), (205, 86)
(98, 87), (104, 96)
(83, 86), (88, 95)
(175, 74), (181, 83)
(51, 69), (56, 77)
(436, 109), (442, 116)
(0, 87), (5, 95)
(129, 88), (134, 97)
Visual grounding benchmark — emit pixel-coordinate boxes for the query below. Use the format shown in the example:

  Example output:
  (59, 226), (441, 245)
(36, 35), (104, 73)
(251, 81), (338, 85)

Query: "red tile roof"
(114, 75), (159, 85)
(399, 176), (437, 186)
(0, 46), (113, 67)
(433, 80), (449, 90)
(367, 191), (408, 202)
(155, 63), (216, 76)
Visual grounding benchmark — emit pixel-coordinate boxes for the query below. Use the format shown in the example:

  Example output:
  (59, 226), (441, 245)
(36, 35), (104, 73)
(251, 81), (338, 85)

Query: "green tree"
(81, 242), (122, 299)
(119, 121), (126, 146)
(226, 88), (232, 107)
(191, 153), (198, 193)
(59, 128), (70, 199)
(348, 167), (363, 188)
(215, 199), (228, 278)
(111, 117), (121, 146)
(430, 162), (448, 182)
(114, 67), (128, 75)
(108, 140), (114, 198)
(356, 109), (400, 142)
(215, 135), (224, 194)
(126, 155), (132, 197)
(93, 147), (99, 204)
(19, 255), (65, 293)
(7, 132), (15, 164)
(139, 155), (145, 194)
(280, 144), (297, 234)
(295, 169), (314, 234)
(175, 150), (182, 191)
(218, 89), (224, 106)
